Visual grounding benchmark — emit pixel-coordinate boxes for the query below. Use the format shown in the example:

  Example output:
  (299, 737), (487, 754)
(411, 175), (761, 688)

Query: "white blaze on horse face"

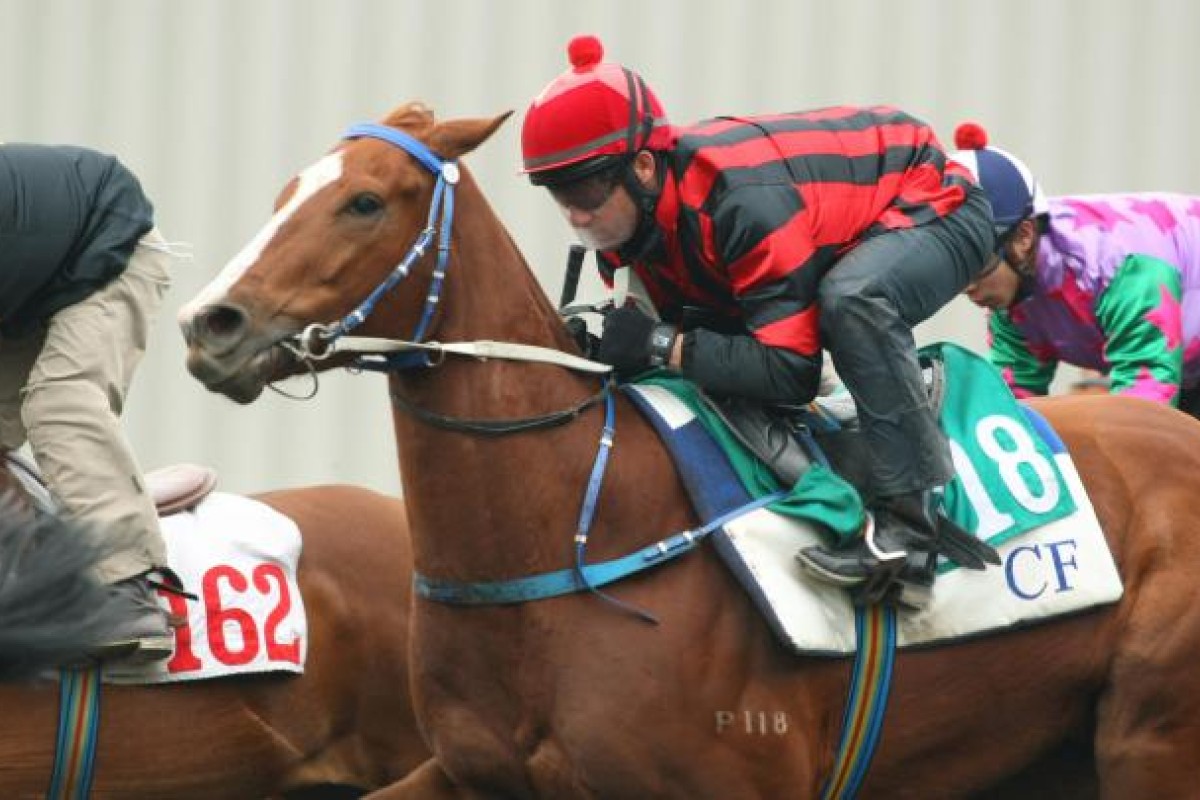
(178, 152), (345, 324)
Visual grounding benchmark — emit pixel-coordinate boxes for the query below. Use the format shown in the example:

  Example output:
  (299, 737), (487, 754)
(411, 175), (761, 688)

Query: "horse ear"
(430, 111), (514, 159)
(383, 102), (437, 132)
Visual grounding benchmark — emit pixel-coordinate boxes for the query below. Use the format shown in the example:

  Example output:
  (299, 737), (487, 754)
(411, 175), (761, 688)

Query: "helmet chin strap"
(1009, 226), (1041, 304)
(1013, 270), (1038, 305)
(611, 67), (664, 262)
(615, 152), (664, 262)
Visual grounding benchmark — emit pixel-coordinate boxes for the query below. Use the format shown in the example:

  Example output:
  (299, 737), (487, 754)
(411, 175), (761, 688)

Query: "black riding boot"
(795, 490), (939, 609)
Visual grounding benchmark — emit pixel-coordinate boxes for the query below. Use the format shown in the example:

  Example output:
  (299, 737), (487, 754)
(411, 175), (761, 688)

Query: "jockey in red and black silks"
(597, 107), (980, 385)
(522, 35), (996, 606)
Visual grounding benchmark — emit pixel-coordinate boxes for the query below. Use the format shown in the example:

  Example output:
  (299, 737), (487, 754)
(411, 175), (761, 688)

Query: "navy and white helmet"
(949, 122), (1049, 230)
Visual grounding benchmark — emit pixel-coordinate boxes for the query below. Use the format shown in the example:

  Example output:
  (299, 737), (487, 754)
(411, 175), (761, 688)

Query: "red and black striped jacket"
(600, 105), (973, 368)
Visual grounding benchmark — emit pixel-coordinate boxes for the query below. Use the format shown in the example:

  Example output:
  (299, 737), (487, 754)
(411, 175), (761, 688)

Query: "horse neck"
(392, 169), (618, 579)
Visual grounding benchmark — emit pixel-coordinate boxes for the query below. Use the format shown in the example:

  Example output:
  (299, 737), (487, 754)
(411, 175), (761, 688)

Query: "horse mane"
(0, 492), (130, 679)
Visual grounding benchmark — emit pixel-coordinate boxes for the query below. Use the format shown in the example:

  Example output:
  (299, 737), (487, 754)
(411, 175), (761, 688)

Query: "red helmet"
(521, 35), (672, 186)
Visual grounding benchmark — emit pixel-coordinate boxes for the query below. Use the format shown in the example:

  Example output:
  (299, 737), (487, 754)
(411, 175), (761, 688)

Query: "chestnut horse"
(180, 101), (1200, 799)
(0, 481), (427, 799)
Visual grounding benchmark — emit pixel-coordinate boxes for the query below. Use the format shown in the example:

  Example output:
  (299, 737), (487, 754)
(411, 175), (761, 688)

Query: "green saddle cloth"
(635, 342), (1076, 553)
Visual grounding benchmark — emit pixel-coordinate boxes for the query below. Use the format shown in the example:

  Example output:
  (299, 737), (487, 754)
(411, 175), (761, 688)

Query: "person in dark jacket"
(0, 142), (176, 661)
(521, 36), (995, 608)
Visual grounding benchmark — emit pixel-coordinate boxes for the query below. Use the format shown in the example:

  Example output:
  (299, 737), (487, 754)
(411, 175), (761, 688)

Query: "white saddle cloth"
(104, 492), (308, 684)
(718, 452), (1122, 655)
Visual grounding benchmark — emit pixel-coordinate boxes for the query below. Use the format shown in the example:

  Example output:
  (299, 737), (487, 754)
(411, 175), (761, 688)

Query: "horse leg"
(360, 759), (464, 800)
(1093, 578), (1200, 797)
(1095, 676), (1200, 797)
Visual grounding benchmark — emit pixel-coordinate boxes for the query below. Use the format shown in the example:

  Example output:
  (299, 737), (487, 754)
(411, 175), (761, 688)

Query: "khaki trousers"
(0, 229), (172, 584)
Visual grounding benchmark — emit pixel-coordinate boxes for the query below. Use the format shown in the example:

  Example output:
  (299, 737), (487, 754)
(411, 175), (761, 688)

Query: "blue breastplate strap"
(413, 489), (788, 605)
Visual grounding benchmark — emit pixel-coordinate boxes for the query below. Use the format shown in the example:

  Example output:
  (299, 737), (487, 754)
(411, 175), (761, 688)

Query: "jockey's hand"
(598, 305), (675, 377)
(564, 315), (599, 359)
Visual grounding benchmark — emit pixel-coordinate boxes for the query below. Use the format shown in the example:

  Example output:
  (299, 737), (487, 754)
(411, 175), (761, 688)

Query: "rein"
(299, 334), (611, 375)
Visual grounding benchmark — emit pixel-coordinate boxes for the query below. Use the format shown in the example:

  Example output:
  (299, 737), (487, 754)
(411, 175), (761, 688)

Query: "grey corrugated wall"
(2, 0), (1198, 495)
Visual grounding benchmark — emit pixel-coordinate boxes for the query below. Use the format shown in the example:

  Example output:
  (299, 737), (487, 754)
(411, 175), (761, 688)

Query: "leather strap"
(328, 336), (612, 375)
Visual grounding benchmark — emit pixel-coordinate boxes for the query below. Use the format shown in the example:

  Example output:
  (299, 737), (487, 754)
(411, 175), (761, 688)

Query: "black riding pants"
(818, 184), (994, 497)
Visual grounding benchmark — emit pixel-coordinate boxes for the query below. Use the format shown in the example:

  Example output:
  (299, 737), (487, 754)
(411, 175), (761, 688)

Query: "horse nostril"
(196, 304), (249, 343)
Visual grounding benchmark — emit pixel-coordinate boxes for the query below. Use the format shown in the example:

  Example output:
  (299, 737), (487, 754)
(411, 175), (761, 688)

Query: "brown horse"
(179, 101), (1200, 799)
(0, 481), (428, 799)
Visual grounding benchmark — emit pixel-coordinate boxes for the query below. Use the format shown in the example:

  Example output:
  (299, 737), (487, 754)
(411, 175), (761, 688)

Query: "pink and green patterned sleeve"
(988, 310), (1056, 398)
(1094, 254), (1183, 405)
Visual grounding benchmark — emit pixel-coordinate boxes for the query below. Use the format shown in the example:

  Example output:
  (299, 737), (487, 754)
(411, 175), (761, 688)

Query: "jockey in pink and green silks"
(990, 226), (1185, 402)
(951, 123), (1200, 413)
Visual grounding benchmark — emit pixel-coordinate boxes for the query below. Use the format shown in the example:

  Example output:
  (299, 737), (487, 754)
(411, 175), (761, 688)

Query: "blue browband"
(345, 123), (446, 175)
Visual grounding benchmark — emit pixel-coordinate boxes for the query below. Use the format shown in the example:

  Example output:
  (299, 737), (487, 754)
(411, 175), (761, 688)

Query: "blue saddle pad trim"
(1019, 404), (1066, 454)
(623, 385), (800, 644)
(623, 385), (758, 518)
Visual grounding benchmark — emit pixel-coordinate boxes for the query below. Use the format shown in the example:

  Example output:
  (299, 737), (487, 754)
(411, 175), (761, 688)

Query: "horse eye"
(345, 192), (385, 217)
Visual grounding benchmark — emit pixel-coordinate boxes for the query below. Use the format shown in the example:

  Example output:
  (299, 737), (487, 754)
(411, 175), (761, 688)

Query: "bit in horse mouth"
(184, 342), (276, 402)
(228, 344), (301, 401)
(267, 339), (301, 373)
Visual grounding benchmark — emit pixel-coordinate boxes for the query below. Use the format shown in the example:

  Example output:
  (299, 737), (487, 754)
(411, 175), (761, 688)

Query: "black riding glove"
(564, 315), (599, 359)
(597, 305), (677, 378)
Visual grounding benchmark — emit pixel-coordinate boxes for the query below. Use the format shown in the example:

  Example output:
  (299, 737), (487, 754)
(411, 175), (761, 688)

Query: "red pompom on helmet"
(954, 121), (989, 150)
(567, 34), (604, 69)
(521, 35), (672, 186)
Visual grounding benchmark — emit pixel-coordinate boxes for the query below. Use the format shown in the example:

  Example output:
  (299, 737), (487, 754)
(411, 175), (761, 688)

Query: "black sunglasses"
(548, 167), (623, 213)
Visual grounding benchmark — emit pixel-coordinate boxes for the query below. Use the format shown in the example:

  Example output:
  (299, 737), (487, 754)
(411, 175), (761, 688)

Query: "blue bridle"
(295, 122), (460, 371)
(297, 124), (638, 612)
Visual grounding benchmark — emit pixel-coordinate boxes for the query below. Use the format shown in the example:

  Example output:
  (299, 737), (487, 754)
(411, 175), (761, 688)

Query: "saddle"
(146, 464), (219, 516)
(706, 356), (944, 493)
(706, 359), (998, 572)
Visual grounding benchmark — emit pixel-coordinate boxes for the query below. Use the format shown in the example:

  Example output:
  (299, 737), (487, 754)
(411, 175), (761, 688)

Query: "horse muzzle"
(181, 302), (298, 403)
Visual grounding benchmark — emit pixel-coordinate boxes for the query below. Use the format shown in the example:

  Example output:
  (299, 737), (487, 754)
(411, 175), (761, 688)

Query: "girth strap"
(47, 667), (103, 800)
(820, 606), (898, 800)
